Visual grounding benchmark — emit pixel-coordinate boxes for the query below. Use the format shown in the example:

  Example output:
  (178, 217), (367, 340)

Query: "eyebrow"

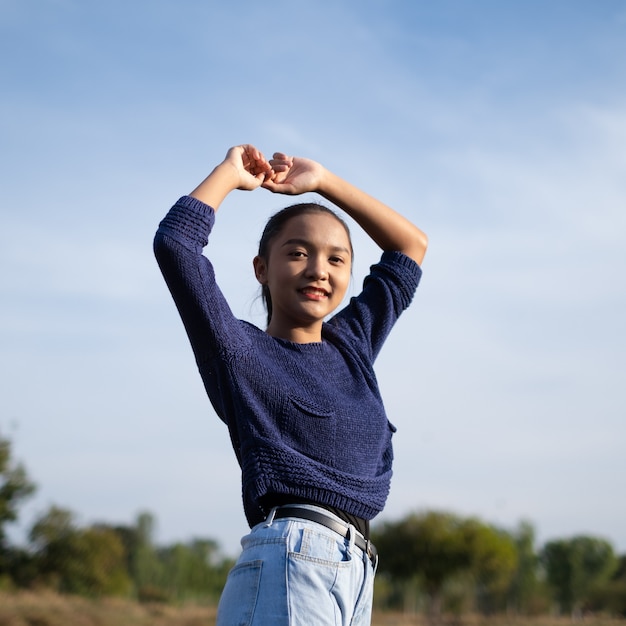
(281, 238), (351, 255)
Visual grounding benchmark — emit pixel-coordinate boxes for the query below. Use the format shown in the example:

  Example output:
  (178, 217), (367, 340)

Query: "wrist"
(316, 168), (344, 201)
(189, 162), (240, 210)
(314, 165), (333, 196)
(214, 160), (243, 191)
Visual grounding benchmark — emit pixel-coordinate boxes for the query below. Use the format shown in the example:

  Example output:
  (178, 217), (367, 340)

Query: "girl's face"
(253, 212), (352, 342)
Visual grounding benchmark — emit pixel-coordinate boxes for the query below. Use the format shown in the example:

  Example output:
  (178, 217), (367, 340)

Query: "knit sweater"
(154, 195), (422, 527)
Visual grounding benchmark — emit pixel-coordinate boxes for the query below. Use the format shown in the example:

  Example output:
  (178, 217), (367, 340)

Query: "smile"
(299, 287), (330, 298)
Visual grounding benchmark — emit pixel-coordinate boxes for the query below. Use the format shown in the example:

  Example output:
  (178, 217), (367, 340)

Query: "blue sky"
(2, 0), (625, 557)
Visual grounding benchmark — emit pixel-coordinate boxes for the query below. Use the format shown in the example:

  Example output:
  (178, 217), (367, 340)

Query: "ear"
(253, 255), (268, 284)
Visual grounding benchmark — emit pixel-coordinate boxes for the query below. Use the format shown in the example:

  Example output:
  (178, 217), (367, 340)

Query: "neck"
(265, 321), (323, 344)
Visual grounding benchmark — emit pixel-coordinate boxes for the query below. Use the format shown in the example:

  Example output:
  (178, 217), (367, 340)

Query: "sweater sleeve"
(153, 195), (250, 365)
(327, 250), (422, 362)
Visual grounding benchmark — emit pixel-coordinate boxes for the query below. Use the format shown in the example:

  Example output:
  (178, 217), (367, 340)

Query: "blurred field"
(0, 592), (214, 626)
(0, 592), (624, 626)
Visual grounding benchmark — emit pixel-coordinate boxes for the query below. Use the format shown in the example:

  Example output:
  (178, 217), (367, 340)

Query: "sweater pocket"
(279, 396), (336, 466)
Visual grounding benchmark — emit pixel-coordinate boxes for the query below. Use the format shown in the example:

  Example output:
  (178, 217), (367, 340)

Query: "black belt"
(272, 506), (378, 565)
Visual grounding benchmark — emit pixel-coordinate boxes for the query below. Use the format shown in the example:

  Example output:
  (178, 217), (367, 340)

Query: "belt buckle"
(365, 539), (378, 567)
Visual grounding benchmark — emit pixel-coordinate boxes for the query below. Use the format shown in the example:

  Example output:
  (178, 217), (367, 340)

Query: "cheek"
(267, 265), (297, 290)
(335, 271), (352, 296)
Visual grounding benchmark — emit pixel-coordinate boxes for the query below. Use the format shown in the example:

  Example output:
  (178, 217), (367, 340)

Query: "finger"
(269, 158), (292, 167)
(244, 149), (272, 177)
(242, 145), (267, 169)
(270, 163), (290, 173)
(252, 160), (273, 179)
(270, 151), (291, 163)
(261, 180), (280, 193)
(261, 177), (296, 195)
(242, 144), (260, 158)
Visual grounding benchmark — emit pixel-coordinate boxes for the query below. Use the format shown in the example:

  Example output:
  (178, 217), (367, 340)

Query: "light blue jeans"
(216, 504), (377, 626)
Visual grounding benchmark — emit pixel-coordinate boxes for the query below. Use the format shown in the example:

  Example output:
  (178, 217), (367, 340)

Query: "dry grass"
(373, 616), (623, 626)
(0, 593), (623, 626)
(476, 619), (622, 626)
(0, 591), (216, 626)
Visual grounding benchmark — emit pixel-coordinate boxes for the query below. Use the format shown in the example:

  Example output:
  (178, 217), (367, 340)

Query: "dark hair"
(258, 203), (353, 325)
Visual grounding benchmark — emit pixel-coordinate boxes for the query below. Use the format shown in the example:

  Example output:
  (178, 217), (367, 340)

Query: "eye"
(288, 250), (307, 258)
(329, 255), (345, 265)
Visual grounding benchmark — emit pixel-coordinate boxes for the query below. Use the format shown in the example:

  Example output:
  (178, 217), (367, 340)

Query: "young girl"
(154, 145), (427, 625)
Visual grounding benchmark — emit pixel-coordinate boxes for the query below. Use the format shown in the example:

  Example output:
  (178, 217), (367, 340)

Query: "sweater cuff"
(157, 195), (216, 250)
(380, 249), (422, 280)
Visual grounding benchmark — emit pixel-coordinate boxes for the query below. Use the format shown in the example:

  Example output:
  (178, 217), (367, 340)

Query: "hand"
(262, 153), (325, 195)
(188, 144), (273, 209)
(223, 145), (274, 191)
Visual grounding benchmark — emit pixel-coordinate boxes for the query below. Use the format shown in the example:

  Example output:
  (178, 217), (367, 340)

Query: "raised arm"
(262, 153), (428, 265)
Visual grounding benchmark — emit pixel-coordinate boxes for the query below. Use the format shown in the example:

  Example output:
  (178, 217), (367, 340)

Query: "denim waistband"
(267, 503), (378, 566)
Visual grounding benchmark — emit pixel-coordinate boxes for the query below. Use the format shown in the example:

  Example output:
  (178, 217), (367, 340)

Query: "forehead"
(275, 212), (351, 249)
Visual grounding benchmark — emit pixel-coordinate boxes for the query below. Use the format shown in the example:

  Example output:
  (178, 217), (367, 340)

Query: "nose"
(306, 255), (328, 280)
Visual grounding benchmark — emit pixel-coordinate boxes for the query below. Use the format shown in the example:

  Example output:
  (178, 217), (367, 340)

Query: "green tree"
(542, 535), (617, 617)
(0, 431), (36, 552)
(74, 525), (132, 596)
(131, 511), (166, 600)
(462, 519), (517, 613)
(158, 538), (230, 603)
(112, 513), (234, 603)
(29, 505), (131, 596)
(586, 554), (626, 617)
(373, 511), (472, 618)
(29, 504), (76, 589)
(506, 521), (545, 615)
(374, 511), (519, 619)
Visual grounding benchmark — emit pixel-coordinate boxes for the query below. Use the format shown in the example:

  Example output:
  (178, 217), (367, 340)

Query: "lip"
(299, 286), (330, 299)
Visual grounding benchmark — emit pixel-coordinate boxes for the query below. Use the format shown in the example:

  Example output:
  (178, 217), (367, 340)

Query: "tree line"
(0, 432), (233, 603)
(372, 512), (626, 619)
(1, 430), (625, 617)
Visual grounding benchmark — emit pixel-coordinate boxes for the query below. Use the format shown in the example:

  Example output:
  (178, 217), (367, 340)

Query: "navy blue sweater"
(154, 196), (422, 527)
